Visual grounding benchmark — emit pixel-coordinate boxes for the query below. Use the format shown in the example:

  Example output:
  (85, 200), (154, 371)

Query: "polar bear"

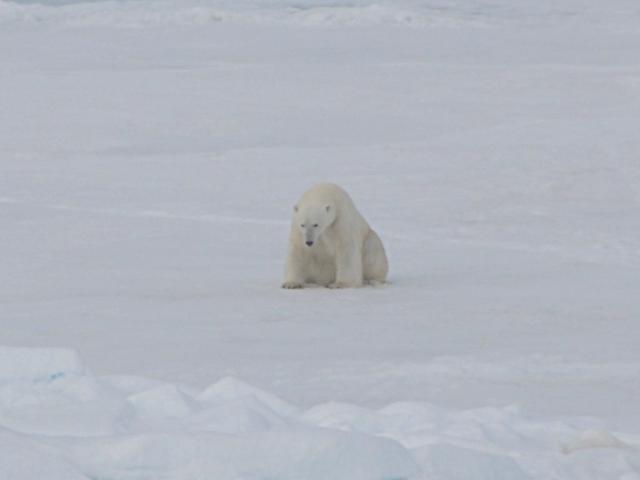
(282, 183), (388, 289)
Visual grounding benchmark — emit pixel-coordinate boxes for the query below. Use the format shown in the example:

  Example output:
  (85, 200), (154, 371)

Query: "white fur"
(282, 183), (388, 289)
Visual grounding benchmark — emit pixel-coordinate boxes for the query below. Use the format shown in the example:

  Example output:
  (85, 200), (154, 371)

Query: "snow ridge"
(1, 347), (639, 479)
(2, 0), (638, 29)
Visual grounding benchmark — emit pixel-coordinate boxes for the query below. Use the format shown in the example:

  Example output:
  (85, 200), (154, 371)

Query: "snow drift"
(1, 347), (638, 479)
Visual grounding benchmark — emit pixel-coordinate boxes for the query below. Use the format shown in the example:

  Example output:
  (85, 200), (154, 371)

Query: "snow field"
(1, 0), (640, 478)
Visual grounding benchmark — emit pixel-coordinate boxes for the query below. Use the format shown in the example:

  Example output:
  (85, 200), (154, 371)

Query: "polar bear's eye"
(313, 224), (319, 228)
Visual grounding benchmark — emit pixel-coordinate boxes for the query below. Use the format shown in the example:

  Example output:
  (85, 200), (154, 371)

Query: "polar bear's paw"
(282, 281), (304, 289)
(327, 281), (350, 289)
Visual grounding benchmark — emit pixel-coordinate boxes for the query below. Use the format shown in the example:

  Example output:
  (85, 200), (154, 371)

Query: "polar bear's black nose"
(305, 241), (314, 246)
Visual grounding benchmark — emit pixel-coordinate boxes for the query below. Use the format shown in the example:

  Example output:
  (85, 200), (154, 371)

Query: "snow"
(1, 0), (640, 478)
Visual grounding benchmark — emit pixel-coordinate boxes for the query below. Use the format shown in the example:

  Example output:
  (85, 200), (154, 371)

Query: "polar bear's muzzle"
(303, 229), (317, 246)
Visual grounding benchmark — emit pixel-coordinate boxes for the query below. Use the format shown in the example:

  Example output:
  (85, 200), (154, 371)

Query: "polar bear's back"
(297, 183), (349, 205)
(297, 183), (358, 216)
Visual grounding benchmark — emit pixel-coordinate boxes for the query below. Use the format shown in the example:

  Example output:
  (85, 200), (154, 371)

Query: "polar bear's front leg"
(282, 263), (305, 289)
(329, 240), (363, 289)
(282, 244), (306, 289)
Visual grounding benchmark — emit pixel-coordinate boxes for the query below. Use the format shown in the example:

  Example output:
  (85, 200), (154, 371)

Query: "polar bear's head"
(293, 204), (335, 247)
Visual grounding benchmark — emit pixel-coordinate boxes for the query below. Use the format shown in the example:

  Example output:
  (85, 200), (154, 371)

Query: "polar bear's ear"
(325, 205), (331, 212)
(293, 205), (298, 213)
